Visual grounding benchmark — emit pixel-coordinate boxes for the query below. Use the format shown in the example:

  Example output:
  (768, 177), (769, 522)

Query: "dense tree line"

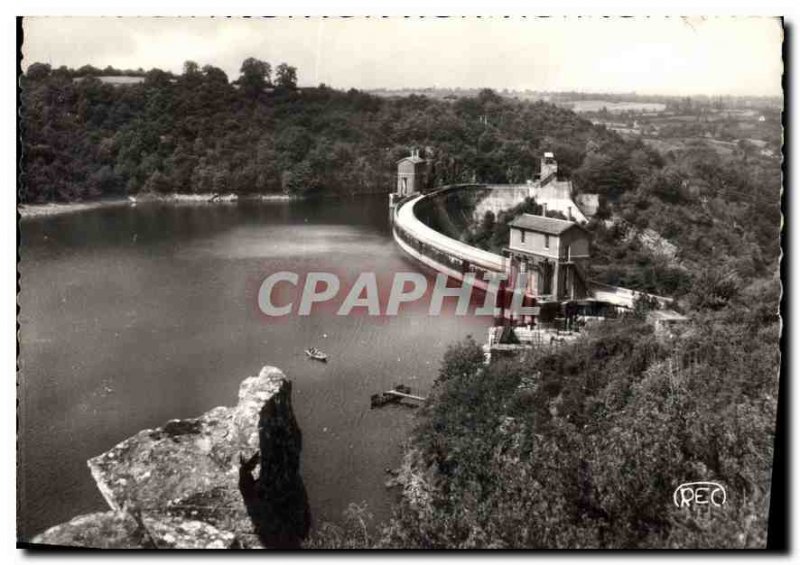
(584, 138), (781, 300)
(21, 60), (617, 203)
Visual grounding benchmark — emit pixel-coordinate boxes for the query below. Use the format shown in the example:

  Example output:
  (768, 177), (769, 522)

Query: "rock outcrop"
(32, 366), (309, 549)
(29, 511), (238, 549)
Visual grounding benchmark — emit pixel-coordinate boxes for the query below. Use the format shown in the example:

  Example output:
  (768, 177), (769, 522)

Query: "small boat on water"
(305, 347), (328, 362)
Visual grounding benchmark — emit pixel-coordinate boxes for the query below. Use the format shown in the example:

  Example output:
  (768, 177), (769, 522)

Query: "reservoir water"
(18, 195), (491, 540)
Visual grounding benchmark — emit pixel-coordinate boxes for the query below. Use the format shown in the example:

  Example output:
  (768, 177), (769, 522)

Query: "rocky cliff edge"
(31, 366), (309, 549)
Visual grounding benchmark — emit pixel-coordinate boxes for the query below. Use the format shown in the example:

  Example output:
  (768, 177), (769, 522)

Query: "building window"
(520, 230), (525, 244)
(544, 234), (550, 249)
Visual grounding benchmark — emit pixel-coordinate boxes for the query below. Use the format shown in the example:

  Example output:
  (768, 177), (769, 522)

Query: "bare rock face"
(31, 511), (238, 549)
(29, 512), (149, 549)
(32, 366), (309, 549)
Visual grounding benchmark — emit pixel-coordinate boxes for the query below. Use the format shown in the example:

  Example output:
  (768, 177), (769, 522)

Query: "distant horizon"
(27, 64), (784, 101)
(366, 86), (783, 100)
(22, 17), (783, 98)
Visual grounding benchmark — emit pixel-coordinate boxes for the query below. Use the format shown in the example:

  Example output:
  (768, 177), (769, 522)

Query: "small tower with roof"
(396, 148), (426, 197)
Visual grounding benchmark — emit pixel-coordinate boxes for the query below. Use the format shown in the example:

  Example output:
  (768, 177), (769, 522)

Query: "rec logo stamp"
(673, 482), (727, 508)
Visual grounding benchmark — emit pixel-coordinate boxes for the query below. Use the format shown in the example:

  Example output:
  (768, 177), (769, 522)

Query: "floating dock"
(370, 385), (426, 408)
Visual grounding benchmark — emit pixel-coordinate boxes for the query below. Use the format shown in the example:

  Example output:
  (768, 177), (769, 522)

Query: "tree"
(88, 165), (123, 196)
(275, 63), (298, 90)
(689, 267), (741, 311)
(736, 139), (757, 165)
(480, 210), (495, 233)
(75, 64), (101, 77)
(144, 68), (173, 88)
(180, 61), (203, 90)
(25, 62), (51, 80)
(142, 170), (170, 194)
(632, 292), (659, 319)
(202, 65), (228, 85)
(239, 57), (271, 98)
(477, 88), (502, 106)
(182, 60), (200, 76)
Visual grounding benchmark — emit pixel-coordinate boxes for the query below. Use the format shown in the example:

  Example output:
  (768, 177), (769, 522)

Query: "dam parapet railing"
(392, 186), (506, 292)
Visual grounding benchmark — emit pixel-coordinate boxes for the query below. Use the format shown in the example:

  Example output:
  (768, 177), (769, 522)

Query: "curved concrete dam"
(392, 186), (506, 293)
(391, 184), (672, 310)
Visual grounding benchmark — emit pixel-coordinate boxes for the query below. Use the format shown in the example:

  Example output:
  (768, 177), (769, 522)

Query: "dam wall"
(477, 181), (588, 223)
(392, 185), (670, 311)
(393, 187), (506, 293)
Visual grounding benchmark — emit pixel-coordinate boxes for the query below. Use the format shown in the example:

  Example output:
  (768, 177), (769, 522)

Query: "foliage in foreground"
(379, 278), (780, 548)
(302, 502), (374, 550)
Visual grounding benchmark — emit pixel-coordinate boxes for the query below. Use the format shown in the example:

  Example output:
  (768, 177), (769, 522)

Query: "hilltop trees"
(182, 60), (200, 77)
(275, 63), (298, 90)
(202, 65), (229, 85)
(20, 64), (614, 203)
(25, 62), (51, 80)
(239, 57), (272, 98)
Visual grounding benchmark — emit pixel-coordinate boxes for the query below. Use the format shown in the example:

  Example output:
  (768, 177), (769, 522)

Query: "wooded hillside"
(21, 59), (614, 203)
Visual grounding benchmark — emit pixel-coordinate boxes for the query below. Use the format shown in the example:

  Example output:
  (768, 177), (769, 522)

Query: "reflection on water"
(17, 196), (490, 540)
(184, 224), (390, 260)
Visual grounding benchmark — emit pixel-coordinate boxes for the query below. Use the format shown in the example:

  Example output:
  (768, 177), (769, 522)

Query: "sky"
(21, 16), (783, 97)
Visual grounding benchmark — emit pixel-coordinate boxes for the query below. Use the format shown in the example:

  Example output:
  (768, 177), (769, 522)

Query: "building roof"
(508, 214), (586, 236)
(397, 155), (425, 165)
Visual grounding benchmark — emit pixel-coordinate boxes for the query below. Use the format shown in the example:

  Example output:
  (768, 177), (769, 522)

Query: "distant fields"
(561, 100), (668, 113)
